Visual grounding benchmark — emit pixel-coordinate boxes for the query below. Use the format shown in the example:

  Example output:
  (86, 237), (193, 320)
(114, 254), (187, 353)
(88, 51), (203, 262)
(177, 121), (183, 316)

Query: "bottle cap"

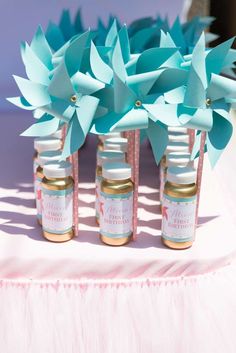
(51, 129), (63, 139)
(34, 137), (61, 153)
(168, 134), (189, 144)
(99, 132), (122, 142)
(37, 150), (62, 166)
(43, 161), (72, 179)
(167, 166), (196, 185)
(168, 127), (188, 134)
(97, 150), (125, 166)
(102, 162), (132, 180)
(165, 142), (189, 155)
(167, 152), (191, 168)
(104, 137), (128, 152)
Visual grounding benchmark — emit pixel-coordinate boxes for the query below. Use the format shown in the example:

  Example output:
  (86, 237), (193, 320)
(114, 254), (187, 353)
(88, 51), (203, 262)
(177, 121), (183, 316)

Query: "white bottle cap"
(43, 161), (72, 179)
(168, 127), (188, 134)
(97, 150), (125, 166)
(165, 142), (189, 155)
(37, 150), (62, 166)
(167, 166), (196, 185)
(102, 162), (132, 180)
(99, 132), (122, 142)
(167, 152), (191, 168)
(34, 137), (61, 153)
(168, 134), (189, 144)
(104, 137), (128, 152)
(51, 129), (63, 139)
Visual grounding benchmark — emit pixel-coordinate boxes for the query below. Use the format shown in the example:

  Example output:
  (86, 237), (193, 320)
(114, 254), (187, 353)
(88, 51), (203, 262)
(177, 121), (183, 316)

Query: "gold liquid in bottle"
(41, 161), (74, 242)
(161, 166), (197, 250)
(100, 162), (134, 246)
(95, 150), (125, 225)
(35, 150), (62, 225)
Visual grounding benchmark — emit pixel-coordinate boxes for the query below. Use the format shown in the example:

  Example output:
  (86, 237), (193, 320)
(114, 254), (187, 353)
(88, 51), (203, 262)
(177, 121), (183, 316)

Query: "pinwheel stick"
(125, 130), (140, 240)
(188, 129), (195, 153)
(195, 131), (206, 233)
(71, 151), (79, 237)
(62, 125), (79, 237)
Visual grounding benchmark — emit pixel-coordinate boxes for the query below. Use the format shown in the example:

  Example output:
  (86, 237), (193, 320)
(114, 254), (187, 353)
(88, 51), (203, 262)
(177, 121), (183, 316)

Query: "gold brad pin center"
(206, 98), (211, 107)
(70, 95), (77, 103)
(135, 100), (142, 108)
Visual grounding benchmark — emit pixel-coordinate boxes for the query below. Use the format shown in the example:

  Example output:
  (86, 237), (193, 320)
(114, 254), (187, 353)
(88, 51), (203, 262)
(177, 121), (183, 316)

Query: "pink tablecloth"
(1, 112), (236, 353)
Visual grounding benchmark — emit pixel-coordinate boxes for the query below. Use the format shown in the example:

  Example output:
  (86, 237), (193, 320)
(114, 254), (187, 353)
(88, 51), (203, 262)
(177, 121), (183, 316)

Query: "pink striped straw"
(132, 130), (140, 240)
(62, 125), (79, 237)
(72, 151), (79, 237)
(195, 131), (206, 232)
(188, 129), (195, 153)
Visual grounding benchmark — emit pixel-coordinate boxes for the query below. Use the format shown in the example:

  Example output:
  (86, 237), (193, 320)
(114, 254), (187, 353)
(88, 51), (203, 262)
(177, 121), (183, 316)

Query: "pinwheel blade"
(6, 96), (36, 110)
(61, 114), (83, 160)
(90, 111), (124, 134)
(110, 108), (149, 132)
(136, 47), (178, 74)
(105, 19), (118, 47)
(130, 27), (159, 54)
(64, 30), (91, 77)
(59, 9), (75, 41)
(76, 95), (99, 137)
(179, 107), (213, 132)
(160, 30), (184, 68)
(41, 99), (75, 122)
(127, 71), (163, 97)
(118, 25), (130, 64)
(48, 62), (75, 100)
(31, 26), (53, 70)
(71, 71), (105, 95)
(207, 111), (233, 167)
(112, 37), (127, 81)
(74, 8), (84, 33)
(207, 74), (236, 102)
(170, 17), (186, 53)
(13, 76), (51, 107)
(113, 73), (137, 113)
(90, 42), (113, 84)
(144, 103), (182, 126)
(21, 114), (59, 137)
(46, 21), (65, 52)
(205, 37), (235, 81)
(147, 120), (169, 165)
(21, 42), (50, 85)
(184, 32), (207, 108)
(149, 67), (188, 94)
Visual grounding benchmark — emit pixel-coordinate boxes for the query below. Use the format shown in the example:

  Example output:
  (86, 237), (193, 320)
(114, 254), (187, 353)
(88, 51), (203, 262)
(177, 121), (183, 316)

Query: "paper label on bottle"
(35, 177), (42, 219)
(159, 165), (165, 204)
(162, 194), (197, 242)
(95, 175), (102, 219)
(100, 192), (133, 238)
(42, 188), (73, 234)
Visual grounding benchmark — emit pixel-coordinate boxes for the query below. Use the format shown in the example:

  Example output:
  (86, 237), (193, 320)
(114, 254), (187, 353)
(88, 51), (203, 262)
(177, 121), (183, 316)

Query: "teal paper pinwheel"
(46, 8), (85, 51)
(90, 34), (188, 164)
(144, 33), (236, 167)
(8, 31), (105, 159)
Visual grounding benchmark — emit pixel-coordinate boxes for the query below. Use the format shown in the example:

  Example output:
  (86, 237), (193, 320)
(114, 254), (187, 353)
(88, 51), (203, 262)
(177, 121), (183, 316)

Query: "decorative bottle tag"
(162, 194), (197, 242)
(95, 175), (102, 219)
(100, 191), (133, 238)
(35, 176), (42, 220)
(42, 188), (73, 234)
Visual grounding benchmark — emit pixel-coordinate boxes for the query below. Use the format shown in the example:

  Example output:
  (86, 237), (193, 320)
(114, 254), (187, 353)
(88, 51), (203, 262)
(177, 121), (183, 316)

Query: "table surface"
(0, 111), (236, 281)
